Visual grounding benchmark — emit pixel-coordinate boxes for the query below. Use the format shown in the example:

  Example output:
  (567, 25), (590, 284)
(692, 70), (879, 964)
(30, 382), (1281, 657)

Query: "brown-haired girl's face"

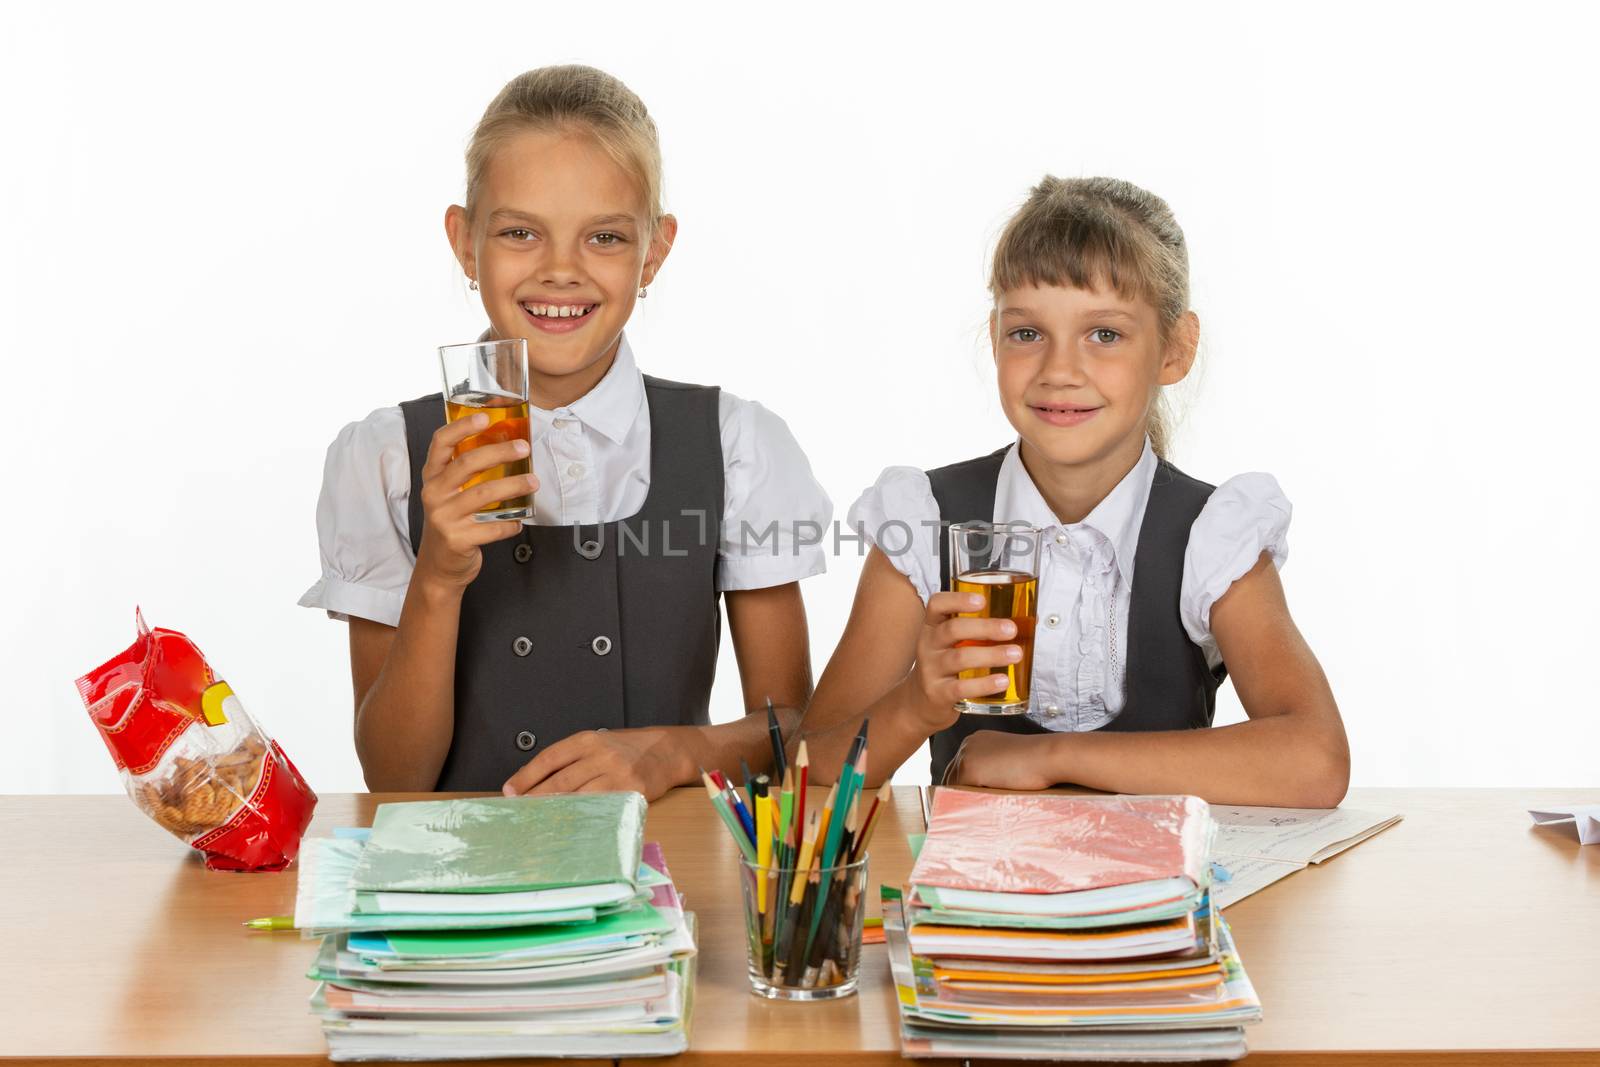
(992, 282), (1194, 470)
(446, 128), (673, 403)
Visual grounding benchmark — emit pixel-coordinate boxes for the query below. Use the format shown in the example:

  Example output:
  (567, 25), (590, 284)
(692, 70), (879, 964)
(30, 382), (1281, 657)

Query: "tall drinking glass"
(949, 522), (1042, 714)
(437, 339), (533, 522)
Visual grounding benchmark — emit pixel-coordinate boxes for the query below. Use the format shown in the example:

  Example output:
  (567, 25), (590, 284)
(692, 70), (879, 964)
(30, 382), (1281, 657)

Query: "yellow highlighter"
(755, 787), (772, 914)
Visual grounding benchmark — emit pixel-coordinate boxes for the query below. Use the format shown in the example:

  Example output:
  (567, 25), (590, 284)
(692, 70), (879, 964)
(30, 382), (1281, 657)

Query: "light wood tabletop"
(1, 787), (1596, 1066)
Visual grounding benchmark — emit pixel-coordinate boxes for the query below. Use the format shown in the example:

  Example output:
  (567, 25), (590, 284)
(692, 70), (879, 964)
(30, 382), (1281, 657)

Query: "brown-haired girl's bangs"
(991, 200), (1165, 309)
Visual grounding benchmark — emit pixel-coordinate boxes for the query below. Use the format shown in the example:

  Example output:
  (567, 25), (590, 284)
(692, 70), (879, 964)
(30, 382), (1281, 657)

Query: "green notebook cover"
(350, 793), (647, 893)
(381, 903), (671, 957)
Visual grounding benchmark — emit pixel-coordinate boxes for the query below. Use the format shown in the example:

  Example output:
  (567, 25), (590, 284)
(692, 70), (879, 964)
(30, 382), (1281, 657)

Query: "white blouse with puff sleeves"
(300, 337), (833, 627)
(845, 439), (1290, 731)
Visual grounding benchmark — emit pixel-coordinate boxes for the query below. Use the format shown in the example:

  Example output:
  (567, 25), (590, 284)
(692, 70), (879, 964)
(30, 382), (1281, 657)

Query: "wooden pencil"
(701, 769), (755, 862)
(803, 793), (861, 985)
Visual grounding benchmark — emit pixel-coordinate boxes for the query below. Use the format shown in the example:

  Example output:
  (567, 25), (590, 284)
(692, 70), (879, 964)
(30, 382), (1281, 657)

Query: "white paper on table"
(1211, 805), (1403, 865)
(1205, 805), (1402, 909)
(1528, 804), (1600, 845)
(1208, 854), (1304, 909)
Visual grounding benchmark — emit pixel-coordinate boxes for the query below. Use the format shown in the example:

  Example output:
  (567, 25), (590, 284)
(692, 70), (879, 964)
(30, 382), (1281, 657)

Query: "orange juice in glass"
(438, 339), (533, 522)
(949, 522), (1043, 714)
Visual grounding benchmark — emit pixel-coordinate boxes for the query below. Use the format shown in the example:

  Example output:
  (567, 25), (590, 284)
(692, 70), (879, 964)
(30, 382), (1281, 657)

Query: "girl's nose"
(538, 245), (584, 286)
(1039, 339), (1088, 385)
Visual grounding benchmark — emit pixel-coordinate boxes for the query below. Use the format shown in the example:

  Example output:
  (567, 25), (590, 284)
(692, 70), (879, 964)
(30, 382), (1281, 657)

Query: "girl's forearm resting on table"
(1032, 550), (1352, 808)
(353, 576), (463, 792)
(1031, 707), (1350, 808)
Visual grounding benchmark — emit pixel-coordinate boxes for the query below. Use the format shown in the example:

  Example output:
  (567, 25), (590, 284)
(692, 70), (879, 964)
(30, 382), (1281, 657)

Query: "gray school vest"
(400, 377), (724, 791)
(927, 448), (1226, 784)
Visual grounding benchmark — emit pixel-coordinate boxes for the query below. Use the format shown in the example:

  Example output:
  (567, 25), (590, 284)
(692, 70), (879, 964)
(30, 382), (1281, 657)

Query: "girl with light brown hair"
(804, 176), (1349, 807)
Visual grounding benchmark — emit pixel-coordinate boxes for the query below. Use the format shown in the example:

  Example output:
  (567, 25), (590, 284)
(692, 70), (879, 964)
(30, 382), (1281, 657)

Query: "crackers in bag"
(76, 610), (317, 871)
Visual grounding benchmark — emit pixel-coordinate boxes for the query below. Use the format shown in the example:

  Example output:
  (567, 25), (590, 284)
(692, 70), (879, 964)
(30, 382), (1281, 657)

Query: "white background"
(3, 1), (1596, 795)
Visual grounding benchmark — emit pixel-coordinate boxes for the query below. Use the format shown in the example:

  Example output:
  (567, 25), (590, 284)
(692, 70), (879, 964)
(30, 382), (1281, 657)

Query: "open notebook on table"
(1209, 804), (1402, 908)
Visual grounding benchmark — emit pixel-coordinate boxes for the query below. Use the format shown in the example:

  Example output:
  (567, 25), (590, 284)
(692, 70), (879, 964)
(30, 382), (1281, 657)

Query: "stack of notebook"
(884, 790), (1261, 1061)
(294, 793), (696, 1061)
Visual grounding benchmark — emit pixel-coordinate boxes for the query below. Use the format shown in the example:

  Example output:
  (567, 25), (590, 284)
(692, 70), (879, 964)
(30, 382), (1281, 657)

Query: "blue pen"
(716, 770), (758, 844)
(731, 790), (757, 843)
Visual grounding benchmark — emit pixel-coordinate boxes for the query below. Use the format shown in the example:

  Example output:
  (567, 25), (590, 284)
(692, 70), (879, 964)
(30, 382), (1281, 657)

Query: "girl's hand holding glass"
(908, 591), (1024, 727)
(414, 416), (539, 589)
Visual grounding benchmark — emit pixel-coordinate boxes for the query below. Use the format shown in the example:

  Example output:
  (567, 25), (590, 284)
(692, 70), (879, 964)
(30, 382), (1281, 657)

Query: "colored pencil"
(773, 810), (820, 981)
(811, 781), (838, 869)
(700, 722), (884, 992)
(701, 769), (756, 862)
(777, 767), (794, 865)
(851, 781), (892, 863)
(714, 770), (758, 844)
(783, 865), (822, 985)
(819, 721), (869, 875)
(804, 793), (860, 983)
(794, 740), (810, 859)
(832, 720), (870, 841)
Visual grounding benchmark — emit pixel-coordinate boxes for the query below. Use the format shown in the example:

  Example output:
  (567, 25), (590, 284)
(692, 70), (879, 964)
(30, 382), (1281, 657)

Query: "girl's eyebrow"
(1086, 308), (1139, 323)
(1000, 306), (1138, 322)
(488, 208), (542, 225)
(487, 208), (639, 227)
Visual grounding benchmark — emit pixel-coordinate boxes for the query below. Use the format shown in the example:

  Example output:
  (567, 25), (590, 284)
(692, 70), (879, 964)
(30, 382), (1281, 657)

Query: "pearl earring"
(637, 286), (648, 299)
(469, 278), (479, 291)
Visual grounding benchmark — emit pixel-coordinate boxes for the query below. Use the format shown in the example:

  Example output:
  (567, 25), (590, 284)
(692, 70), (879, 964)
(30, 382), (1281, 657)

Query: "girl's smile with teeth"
(520, 302), (597, 319)
(518, 299), (599, 334)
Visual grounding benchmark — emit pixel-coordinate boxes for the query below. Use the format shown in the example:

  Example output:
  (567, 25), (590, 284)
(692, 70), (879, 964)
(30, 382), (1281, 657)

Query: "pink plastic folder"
(910, 791), (1212, 894)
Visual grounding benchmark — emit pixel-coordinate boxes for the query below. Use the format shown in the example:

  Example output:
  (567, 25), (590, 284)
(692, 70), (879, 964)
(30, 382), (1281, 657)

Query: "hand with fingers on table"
(501, 726), (695, 802)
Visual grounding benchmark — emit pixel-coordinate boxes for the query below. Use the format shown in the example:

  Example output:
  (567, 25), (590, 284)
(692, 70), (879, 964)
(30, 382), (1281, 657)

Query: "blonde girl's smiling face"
(446, 128), (675, 403)
(992, 282), (1196, 470)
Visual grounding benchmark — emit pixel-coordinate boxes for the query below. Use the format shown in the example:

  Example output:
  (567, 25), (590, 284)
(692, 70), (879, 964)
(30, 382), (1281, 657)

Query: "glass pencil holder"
(737, 854), (869, 1000)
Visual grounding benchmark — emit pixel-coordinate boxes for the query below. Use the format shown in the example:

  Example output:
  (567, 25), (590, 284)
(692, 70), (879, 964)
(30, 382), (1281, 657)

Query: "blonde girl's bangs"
(463, 65), (664, 228)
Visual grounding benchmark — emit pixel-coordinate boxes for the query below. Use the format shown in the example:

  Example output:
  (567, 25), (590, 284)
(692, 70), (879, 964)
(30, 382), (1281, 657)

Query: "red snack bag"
(75, 610), (317, 871)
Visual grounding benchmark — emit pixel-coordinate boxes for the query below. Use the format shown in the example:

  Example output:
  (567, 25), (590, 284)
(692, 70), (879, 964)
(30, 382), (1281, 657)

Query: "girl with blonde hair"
(302, 66), (831, 797)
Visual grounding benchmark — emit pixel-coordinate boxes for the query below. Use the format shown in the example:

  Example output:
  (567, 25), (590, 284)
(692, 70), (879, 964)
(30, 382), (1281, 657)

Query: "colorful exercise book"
(886, 891), (1260, 1023)
(294, 829), (665, 935)
(349, 793), (646, 893)
(906, 912), (1200, 961)
(311, 847), (694, 985)
(909, 790), (1214, 898)
(300, 795), (695, 1061)
(884, 789), (1259, 1061)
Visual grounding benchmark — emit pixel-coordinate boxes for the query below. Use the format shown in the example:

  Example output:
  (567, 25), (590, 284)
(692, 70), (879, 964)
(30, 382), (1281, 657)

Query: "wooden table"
(1, 788), (1596, 1066)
